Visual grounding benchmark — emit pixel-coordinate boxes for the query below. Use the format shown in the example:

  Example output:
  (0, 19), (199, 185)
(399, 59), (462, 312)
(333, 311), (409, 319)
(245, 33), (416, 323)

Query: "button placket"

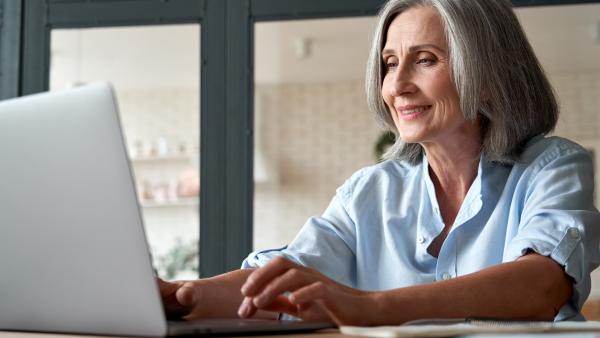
(434, 228), (459, 282)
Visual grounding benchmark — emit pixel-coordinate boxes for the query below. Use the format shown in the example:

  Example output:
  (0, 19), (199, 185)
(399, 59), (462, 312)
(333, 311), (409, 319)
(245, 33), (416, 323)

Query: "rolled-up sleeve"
(504, 147), (600, 319)
(241, 191), (357, 287)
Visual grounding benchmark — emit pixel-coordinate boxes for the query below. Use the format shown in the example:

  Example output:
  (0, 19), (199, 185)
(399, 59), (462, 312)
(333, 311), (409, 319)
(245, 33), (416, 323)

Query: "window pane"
(253, 17), (378, 250)
(516, 3), (600, 300)
(50, 25), (200, 279)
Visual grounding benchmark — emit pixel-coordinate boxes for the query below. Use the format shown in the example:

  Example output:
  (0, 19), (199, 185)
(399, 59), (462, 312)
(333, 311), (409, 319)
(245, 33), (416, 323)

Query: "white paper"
(340, 320), (600, 338)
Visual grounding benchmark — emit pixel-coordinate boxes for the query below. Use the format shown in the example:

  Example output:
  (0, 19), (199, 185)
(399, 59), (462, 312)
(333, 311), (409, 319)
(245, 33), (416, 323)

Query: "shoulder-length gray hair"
(366, 0), (558, 164)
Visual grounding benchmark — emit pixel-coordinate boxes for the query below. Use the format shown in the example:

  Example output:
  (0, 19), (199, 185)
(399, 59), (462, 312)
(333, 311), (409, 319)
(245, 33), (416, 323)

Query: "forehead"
(384, 6), (446, 47)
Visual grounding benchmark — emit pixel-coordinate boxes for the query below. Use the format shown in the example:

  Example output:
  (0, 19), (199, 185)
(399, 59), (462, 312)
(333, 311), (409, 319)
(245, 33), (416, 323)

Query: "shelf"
(140, 197), (199, 208)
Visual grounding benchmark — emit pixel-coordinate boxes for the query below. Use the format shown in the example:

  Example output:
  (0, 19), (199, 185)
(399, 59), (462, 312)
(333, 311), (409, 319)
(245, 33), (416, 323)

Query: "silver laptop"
(0, 83), (332, 337)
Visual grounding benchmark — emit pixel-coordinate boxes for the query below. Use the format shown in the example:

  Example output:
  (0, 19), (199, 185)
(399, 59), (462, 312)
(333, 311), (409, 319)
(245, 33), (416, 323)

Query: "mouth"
(397, 105), (432, 120)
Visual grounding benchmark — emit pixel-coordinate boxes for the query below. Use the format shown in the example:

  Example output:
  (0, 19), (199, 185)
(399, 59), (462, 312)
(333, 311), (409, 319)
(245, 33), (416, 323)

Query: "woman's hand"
(238, 256), (377, 326)
(157, 277), (203, 320)
(157, 269), (277, 320)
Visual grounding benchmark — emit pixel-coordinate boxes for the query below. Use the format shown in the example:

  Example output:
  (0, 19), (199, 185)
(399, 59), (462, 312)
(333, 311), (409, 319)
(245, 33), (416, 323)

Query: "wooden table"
(0, 329), (345, 338)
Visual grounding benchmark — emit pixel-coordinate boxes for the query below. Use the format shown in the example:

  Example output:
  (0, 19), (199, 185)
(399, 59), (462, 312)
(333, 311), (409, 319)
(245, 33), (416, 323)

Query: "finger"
(161, 281), (198, 320)
(296, 301), (335, 324)
(157, 278), (188, 319)
(241, 256), (297, 297)
(238, 296), (258, 318)
(239, 295), (298, 319)
(253, 268), (312, 308)
(289, 281), (328, 306)
(175, 282), (199, 307)
(156, 277), (181, 297)
(163, 294), (190, 320)
(292, 284), (359, 326)
(258, 294), (299, 316)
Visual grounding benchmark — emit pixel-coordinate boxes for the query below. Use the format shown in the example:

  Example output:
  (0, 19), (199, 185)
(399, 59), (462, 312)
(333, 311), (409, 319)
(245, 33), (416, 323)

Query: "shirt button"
(568, 227), (581, 240)
(442, 273), (452, 280)
(417, 236), (426, 244)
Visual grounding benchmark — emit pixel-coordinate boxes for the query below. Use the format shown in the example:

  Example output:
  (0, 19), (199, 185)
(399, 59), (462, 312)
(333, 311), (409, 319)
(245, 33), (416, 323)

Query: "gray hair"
(366, 0), (558, 164)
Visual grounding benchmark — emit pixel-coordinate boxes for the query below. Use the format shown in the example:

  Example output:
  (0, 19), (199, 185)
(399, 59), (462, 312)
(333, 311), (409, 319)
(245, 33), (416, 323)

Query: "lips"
(396, 104), (432, 119)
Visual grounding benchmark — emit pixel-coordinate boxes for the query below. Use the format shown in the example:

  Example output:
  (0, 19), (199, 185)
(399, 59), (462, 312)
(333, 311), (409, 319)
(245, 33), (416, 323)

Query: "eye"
(416, 58), (435, 66)
(383, 56), (399, 72)
(385, 62), (398, 71)
(415, 53), (437, 66)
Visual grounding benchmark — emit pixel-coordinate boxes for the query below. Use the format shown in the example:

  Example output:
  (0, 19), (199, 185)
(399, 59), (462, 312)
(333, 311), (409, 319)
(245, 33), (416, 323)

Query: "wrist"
(364, 289), (414, 326)
(362, 291), (387, 326)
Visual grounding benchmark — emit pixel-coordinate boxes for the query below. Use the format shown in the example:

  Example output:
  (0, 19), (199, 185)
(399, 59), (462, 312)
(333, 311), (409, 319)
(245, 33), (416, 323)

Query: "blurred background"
(2, 1), (599, 316)
(47, 3), (600, 285)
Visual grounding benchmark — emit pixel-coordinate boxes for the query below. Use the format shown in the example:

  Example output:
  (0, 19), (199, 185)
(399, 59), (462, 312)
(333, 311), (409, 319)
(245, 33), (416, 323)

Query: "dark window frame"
(0, 0), (22, 100)
(2, 0), (598, 276)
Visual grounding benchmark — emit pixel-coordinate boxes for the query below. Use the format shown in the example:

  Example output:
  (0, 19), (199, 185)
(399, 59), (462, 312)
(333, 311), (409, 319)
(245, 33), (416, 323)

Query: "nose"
(386, 64), (417, 97)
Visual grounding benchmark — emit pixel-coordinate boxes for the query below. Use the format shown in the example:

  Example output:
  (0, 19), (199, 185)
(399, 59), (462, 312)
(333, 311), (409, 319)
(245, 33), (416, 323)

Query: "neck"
(421, 120), (482, 199)
(425, 144), (480, 196)
(419, 118), (483, 239)
(423, 140), (480, 228)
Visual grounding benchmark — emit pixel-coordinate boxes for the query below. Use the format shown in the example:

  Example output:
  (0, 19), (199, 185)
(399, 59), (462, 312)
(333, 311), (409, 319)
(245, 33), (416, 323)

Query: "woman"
(161, 0), (600, 325)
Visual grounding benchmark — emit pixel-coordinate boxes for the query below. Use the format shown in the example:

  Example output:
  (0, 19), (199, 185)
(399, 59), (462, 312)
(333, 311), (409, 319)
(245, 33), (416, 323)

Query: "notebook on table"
(0, 83), (332, 337)
(341, 318), (600, 338)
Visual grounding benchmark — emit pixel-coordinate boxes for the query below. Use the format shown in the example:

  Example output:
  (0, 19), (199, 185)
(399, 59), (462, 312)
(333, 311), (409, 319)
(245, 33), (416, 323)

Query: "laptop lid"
(0, 83), (168, 337)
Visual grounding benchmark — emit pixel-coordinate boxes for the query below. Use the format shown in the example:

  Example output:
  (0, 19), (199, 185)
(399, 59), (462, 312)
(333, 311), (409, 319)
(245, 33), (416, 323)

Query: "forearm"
(368, 255), (572, 325)
(192, 269), (278, 319)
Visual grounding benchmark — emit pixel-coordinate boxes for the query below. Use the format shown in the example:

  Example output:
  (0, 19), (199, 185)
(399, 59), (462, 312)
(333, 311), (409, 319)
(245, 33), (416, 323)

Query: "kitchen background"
(48, 3), (600, 300)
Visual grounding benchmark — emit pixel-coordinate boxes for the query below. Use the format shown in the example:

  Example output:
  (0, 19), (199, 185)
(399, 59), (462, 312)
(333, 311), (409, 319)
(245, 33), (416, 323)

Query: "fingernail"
(238, 302), (249, 318)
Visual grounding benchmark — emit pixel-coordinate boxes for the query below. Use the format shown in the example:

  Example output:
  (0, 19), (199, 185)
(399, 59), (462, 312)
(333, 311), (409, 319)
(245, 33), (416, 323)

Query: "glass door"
(253, 17), (381, 250)
(49, 24), (201, 279)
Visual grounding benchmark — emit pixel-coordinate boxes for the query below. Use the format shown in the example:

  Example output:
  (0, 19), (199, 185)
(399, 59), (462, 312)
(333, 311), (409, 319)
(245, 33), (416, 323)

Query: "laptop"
(0, 83), (333, 337)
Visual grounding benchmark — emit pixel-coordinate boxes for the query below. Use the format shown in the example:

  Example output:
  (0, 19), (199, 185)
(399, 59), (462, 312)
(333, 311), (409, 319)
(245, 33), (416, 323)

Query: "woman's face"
(381, 6), (473, 146)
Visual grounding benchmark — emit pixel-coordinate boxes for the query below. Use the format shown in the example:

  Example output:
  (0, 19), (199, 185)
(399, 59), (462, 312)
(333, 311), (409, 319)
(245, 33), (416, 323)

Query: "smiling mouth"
(398, 105), (432, 116)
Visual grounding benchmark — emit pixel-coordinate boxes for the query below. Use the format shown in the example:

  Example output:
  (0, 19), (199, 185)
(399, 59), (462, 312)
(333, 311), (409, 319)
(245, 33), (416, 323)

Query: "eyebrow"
(381, 44), (446, 56)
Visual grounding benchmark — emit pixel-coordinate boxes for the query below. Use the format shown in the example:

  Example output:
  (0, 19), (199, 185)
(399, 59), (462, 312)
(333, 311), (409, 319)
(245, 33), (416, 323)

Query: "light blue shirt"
(243, 136), (600, 320)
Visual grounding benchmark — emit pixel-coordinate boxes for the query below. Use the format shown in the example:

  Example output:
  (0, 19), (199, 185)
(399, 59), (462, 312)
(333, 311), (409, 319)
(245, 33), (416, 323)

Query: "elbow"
(519, 254), (573, 321)
(535, 264), (573, 321)
(541, 275), (572, 320)
(535, 288), (571, 321)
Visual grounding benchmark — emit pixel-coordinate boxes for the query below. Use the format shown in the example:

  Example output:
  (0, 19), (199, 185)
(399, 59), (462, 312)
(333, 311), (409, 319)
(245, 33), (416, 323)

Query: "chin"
(395, 127), (427, 142)
(397, 134), (424, 144)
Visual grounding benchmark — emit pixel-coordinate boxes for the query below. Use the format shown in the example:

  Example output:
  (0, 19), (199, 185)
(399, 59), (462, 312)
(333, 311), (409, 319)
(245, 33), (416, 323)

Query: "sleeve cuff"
(504, 226), (588, 319)
(504, 226), (584, 282)
(241, 245), (289, 269)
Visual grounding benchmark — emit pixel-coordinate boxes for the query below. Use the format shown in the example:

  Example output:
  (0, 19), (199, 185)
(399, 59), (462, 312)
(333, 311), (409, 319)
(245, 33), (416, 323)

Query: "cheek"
(427, 74), (459, 105)
(380, 84), (397, 124)
(381, 79), (396, 111)
(381, 80), (390, 104)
